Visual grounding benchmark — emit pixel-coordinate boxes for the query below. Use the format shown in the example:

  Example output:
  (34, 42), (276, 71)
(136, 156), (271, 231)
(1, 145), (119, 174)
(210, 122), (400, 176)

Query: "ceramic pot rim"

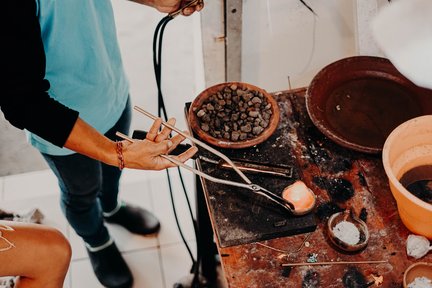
(382, 115), (432, 210)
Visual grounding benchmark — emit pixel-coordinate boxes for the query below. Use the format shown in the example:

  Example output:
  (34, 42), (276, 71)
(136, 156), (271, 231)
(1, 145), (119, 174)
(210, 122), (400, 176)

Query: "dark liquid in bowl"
(325, 78), (422, 149)
(399, 165), (432, 204)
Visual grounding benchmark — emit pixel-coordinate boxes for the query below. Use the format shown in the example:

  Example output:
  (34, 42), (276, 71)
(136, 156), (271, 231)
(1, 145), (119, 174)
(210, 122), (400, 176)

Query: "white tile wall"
(242, 0), (358, 91)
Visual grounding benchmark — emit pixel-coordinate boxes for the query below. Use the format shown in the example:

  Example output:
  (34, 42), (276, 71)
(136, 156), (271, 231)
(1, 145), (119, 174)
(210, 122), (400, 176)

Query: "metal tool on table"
(116, 106), (297, 214)
(198, 157), (293, 179)
(131, 130), (293, 179)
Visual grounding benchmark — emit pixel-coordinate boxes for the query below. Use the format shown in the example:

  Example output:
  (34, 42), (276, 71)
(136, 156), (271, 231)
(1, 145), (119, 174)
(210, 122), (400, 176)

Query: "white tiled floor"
(0, 167), (202, 288)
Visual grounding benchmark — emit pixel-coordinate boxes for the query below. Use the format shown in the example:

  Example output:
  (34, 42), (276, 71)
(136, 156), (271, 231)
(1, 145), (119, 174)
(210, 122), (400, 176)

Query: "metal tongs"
(117, 106), (296, 214)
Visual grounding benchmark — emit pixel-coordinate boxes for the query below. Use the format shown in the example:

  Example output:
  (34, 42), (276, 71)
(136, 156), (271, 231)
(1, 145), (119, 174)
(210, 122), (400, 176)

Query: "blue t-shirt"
(28, 0), (129, 156)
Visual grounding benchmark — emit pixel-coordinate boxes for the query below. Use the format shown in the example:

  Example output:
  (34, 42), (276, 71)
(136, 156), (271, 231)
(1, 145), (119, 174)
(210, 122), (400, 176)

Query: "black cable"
(153, 16), (171, 119)
(153, 14), (202, 288)
(154, 4), (314, 287)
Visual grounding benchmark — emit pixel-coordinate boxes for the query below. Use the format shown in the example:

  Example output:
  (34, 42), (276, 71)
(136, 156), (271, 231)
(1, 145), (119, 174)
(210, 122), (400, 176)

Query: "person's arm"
(64, 117), (198, 170)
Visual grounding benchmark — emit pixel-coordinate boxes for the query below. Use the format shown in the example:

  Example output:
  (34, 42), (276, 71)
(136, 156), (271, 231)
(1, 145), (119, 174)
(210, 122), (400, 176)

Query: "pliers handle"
(156, 155), (295, 213)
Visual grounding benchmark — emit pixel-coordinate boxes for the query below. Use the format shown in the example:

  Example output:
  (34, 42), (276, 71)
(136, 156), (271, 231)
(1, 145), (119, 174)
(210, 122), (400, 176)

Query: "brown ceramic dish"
(188, 82), (280, 149)
(403, 262), (432, 288)
(306, 56), (432, 154)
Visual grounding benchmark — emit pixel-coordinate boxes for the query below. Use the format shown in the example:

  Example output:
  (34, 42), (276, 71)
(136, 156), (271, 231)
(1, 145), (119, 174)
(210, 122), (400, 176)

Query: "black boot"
(86, 241), (133, 288)
(104, 202), (161, 235)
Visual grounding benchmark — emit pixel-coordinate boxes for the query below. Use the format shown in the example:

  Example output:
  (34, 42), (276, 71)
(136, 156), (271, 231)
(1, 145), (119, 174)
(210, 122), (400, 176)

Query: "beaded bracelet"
(116, 141), (125, 170)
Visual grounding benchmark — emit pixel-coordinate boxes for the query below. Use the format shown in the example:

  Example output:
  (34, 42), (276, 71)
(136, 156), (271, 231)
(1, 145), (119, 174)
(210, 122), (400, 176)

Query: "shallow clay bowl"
(188, 82), (280, 149)
(306, 56), (432, 154)
(327, 211), (369, 252)
(403, 262), (432, 288)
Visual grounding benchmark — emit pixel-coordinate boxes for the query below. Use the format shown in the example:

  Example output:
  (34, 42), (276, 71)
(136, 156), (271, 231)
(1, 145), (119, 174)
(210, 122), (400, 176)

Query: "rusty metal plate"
(306, 56), (432, 154)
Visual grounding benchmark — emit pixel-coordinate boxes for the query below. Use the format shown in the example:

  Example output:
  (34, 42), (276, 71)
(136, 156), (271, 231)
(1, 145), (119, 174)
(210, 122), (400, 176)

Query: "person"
(3, 0), (202, 287)
(0, 220), (72, 288)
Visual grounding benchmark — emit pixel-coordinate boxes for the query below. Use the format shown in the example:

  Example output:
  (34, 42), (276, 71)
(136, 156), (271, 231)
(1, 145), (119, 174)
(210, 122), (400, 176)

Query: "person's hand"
(120, 117), (198, 170)
(178, 0), (204, 17)
(150, 0), (204, 16)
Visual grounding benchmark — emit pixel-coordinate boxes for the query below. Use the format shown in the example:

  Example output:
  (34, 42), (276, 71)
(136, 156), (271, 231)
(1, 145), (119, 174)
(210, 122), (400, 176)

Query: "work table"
(187, 88), (432, 288)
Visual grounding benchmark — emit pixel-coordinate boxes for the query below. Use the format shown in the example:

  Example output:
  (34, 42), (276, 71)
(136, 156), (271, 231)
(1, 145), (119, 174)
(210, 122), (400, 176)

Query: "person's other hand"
(151, 0), (204, 16)
(179, 0), (204, 17)
(121, 117), (198, 170)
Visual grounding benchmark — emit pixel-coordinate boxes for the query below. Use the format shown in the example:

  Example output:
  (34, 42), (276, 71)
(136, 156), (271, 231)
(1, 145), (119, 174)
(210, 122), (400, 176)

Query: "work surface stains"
(342, 266), (367, 288)
(303, 125), (354, 174)
(357, 172), (367, 187)
(281, 266), (292, 278)
(302, 269), (320, 288)
(313, 176), (355, 202)
(359, 208), (368, 223)
(316, 201), (344, 221)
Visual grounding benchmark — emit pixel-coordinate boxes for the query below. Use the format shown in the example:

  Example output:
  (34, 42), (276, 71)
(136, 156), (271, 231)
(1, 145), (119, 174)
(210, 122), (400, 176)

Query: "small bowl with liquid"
(382, 115), (432, 239)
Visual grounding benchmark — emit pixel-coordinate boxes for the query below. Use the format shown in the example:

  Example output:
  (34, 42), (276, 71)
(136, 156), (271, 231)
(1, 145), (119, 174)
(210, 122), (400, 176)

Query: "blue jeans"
(42, 98), (131, 247)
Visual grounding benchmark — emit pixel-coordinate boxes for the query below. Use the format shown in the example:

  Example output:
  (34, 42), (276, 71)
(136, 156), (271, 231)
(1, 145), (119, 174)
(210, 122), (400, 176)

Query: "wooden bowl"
(188, 82), (280, 149)
(403, 262), (432, 288)
(306, 56), (432, 154)
(327, 210), (369, 252)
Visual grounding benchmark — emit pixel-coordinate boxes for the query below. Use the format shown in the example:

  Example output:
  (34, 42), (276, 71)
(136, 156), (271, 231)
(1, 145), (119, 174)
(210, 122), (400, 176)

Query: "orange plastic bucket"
(382, 115), (432, 239)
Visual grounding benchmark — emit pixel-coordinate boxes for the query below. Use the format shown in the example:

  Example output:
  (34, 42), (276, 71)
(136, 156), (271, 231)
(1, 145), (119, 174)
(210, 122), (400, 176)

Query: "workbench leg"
(196, 175), (218, 285)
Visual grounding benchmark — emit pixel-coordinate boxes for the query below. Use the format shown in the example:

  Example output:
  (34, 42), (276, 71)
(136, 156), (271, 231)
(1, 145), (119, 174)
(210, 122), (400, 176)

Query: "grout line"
(0, 177), (4, 201)
(2, 193), (61, 204)
(157, 241), (167, 288)
(148, 170), (168, 288)
(1, 168), (52, 179)
(67, 263), (73, 288)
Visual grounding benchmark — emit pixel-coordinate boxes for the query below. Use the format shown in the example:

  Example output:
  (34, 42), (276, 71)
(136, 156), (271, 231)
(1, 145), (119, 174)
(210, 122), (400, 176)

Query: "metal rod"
(218, 161), (293, 178)
(133, 105), (252, 184)
(116, 132), (134, 142)
(160, 154), (252, 189)
(115, 131), (254, 189)
(254, 190), (294, 212)
(162, 154), (294, 212)
(281, 260), (388, 267)
(257, 232), (312, 255)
